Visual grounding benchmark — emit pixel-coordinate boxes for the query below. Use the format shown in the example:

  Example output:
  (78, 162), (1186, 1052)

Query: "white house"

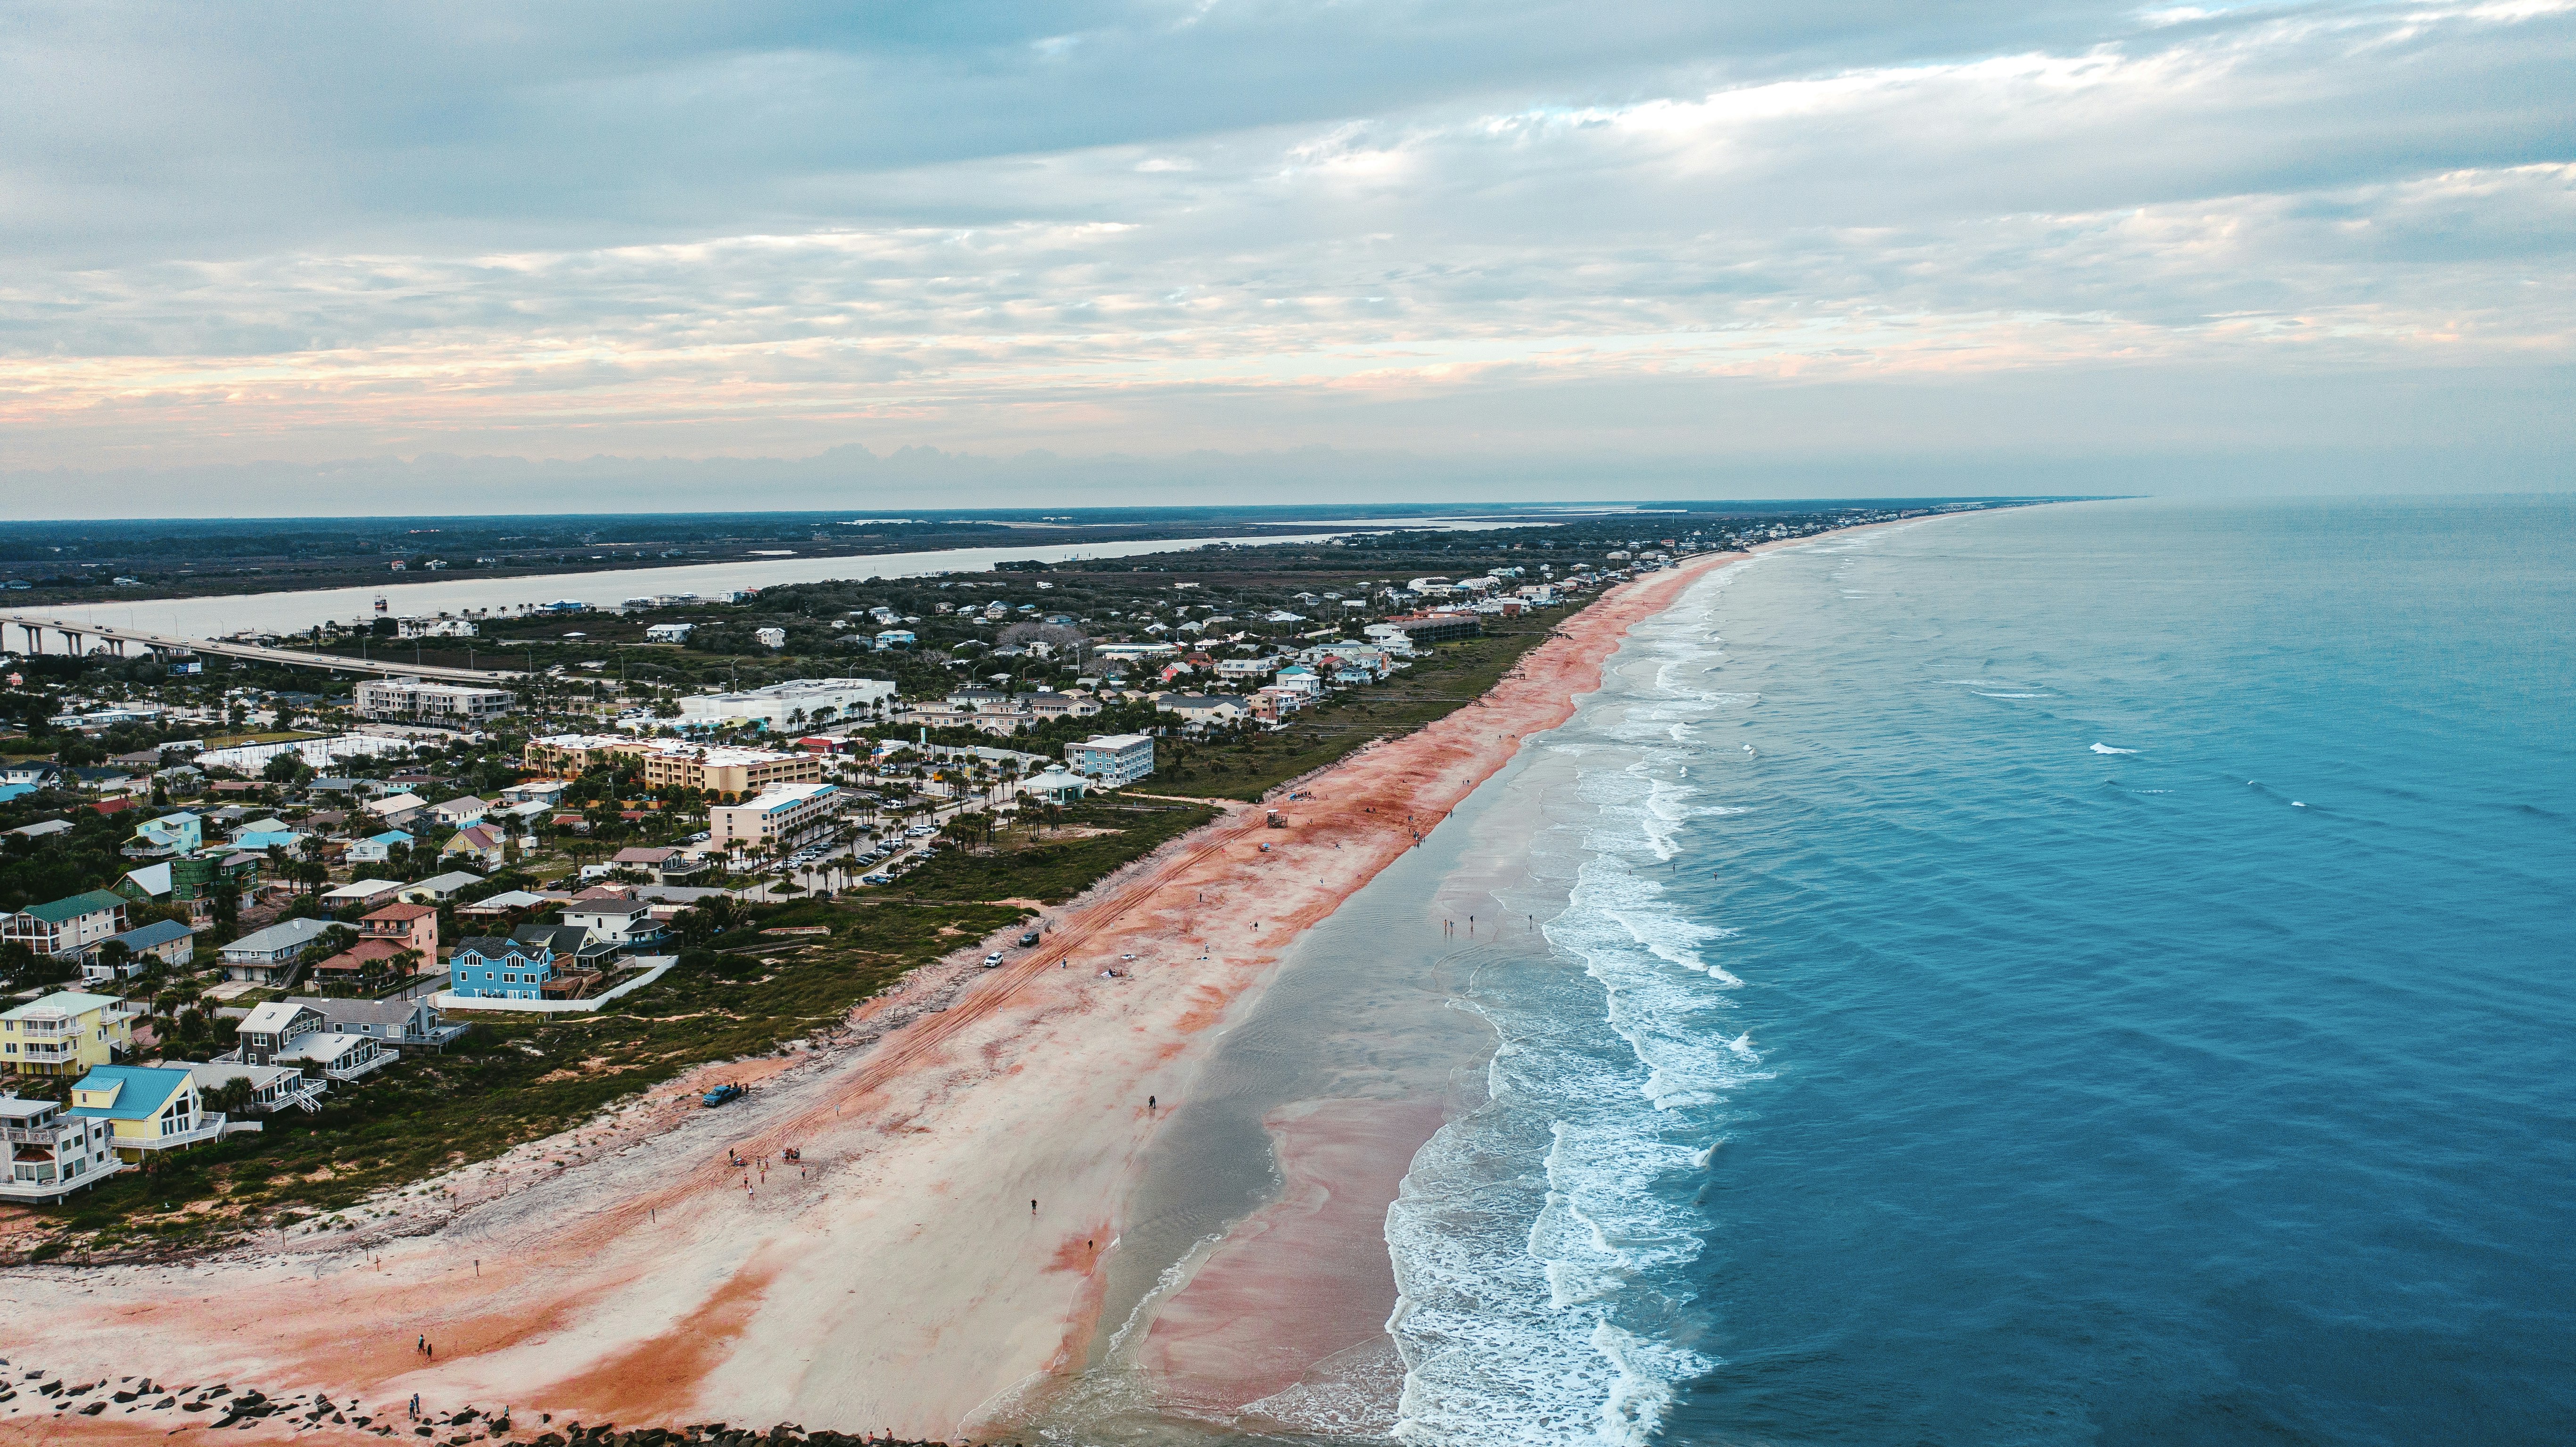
(346, 830), (413, 864)
(218, 917), (338, 985)
(367, 792), (430, 828)
(429, 796), (490, 826)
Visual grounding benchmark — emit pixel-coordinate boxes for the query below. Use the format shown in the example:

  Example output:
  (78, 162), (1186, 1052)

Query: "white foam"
(2091, 742), (2138, 754)
(1385, 552), (1768, 1447)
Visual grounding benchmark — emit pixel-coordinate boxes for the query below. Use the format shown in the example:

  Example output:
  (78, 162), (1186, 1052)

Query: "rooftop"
(17, 889), (127, 924)
(68, 1064), (193, 1121)
(2, 989), (122, 1021)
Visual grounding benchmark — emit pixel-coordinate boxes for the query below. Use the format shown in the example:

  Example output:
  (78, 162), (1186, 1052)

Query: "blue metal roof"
(68, 1065), (194, 1121)
(112, 919), (194, 951)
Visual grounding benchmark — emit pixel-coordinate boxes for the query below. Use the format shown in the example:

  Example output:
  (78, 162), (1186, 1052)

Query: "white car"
(906, 824), (938, 838)
(982, 952), (1005, 968)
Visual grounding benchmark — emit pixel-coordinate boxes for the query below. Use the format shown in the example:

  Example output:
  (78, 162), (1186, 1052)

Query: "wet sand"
(0, 551), (1737, 1447)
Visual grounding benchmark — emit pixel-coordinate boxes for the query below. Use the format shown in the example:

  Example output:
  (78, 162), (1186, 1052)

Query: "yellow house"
(0, 990), (132, 1077)
(69, 1065), (217, 1158)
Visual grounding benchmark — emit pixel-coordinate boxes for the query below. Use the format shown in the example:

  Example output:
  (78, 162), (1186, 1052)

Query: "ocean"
(1382, 496), (2576, 1446)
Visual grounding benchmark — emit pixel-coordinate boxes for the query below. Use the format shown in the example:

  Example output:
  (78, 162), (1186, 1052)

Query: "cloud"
(0, 0), (2567, 507)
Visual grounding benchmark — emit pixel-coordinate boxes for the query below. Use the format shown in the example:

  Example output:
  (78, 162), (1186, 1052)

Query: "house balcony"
(0, 1156), (128, 1203)
(322, 1050), (396, 1083)
(116, 1113), (228, 1153)
(8, 1038), (83, 1067)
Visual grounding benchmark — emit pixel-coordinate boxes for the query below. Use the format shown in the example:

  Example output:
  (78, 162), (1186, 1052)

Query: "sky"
(0, 0), (2569, 515)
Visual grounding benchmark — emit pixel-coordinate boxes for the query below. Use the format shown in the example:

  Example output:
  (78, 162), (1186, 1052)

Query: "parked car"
(702, 1083), (744, 1108)
(1018, 930), (1041, 948)
(982, 952), (1006, 968)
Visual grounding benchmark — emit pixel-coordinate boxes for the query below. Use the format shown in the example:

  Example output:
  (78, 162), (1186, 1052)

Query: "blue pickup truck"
(702, 1083), (745, 1108)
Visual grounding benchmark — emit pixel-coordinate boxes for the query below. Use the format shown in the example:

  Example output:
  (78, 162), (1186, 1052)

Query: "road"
(0, 611), (524, 683)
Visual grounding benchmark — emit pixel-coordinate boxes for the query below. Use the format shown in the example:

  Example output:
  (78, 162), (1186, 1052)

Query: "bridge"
(0, 614), (525, 684)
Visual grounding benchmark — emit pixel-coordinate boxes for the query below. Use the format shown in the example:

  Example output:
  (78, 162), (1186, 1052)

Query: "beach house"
(83, 918), (196, 981)
(125, 811), (202, 858)
(1, 990), (133, 1077)
(441, 822), (507, 870)
(68, 1064), (222, 1158)
(217, 916), (337, 985)
(0, 1093), (124, 1203)
(281, 995), (455, 1050)
(346, 829), (413, 864)
(0, 889), (128, 958)
(227, 999), (396, 1081)
(430, 796), (490, 827)
(180, 1061), (325, 1115)
(449, 935), (558, 1001)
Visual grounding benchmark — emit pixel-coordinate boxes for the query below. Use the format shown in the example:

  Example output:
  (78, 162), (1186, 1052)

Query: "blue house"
(449, 935), (557, 1001)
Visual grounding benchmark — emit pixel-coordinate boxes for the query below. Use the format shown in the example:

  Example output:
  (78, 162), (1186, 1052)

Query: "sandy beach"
(0, 548), (1741, 1447)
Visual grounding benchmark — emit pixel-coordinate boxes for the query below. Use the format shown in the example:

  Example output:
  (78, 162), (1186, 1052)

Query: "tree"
(207, 1074), (256, 1116)
(262, 751), (310, 785)
(0, 939), (38, 987)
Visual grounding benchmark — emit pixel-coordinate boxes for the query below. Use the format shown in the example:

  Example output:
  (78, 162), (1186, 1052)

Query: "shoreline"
(0, 539), (1794, 1446)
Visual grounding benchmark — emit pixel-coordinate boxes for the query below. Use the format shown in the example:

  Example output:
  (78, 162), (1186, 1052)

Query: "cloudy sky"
(1, 0), (2569, 513)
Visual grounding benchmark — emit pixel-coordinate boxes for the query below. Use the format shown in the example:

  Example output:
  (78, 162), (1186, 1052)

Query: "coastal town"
(0, 510), (1958, 1255)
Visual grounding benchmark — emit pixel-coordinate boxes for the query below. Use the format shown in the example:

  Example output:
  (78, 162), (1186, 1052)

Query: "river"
(10, 528), (1470, 642)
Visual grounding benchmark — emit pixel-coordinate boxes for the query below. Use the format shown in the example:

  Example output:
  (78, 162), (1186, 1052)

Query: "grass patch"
(895, 799), (1217, 904)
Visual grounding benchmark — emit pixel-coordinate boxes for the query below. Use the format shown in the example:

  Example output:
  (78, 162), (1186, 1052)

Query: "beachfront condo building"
(710, 781), (842, 850)
(1066, 734), (1156, 788)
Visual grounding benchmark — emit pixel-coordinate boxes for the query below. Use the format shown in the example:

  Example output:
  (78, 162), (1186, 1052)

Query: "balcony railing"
(121, 1113), (227, 1151)
(0, 1157), (128, 1201)
(323, 1050), (396, 1082)
(2, 1123), (69, 1144)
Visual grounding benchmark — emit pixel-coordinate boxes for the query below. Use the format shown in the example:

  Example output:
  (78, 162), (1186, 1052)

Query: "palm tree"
(208, 1075), (256, 1116)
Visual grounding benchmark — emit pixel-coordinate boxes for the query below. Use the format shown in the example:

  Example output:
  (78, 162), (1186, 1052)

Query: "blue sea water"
(1384, 497), (2576, 1446)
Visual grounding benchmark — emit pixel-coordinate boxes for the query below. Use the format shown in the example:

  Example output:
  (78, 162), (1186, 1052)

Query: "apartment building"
(353, 676), (516, 724)
(523, 734), (824, 797)
(710, 782), (841, 850)
(1065, 734), (1156, 788)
